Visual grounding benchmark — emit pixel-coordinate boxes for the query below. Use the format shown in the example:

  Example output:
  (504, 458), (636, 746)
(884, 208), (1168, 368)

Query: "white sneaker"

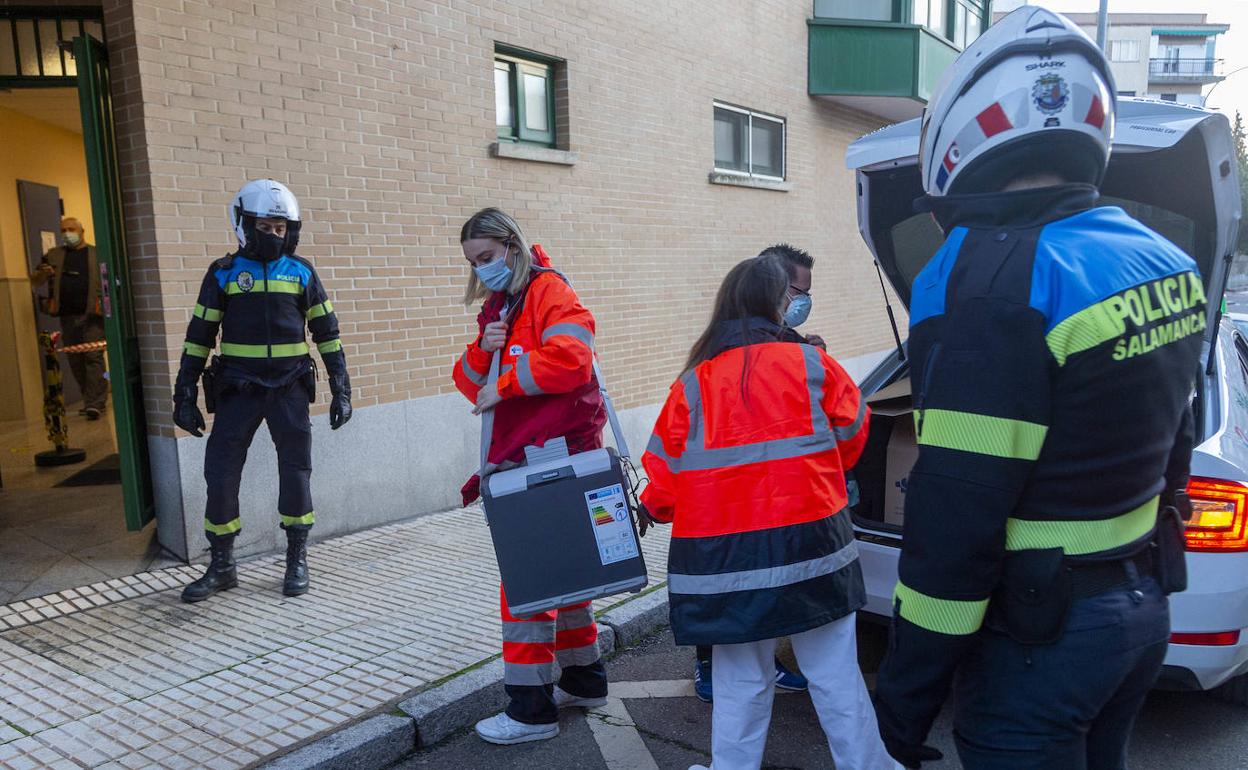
(474, 712), (559, 745)
(553, 686), (608, 709)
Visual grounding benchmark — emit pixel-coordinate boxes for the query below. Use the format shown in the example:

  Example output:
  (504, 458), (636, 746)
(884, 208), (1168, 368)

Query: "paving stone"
(0, 507), (672, 769)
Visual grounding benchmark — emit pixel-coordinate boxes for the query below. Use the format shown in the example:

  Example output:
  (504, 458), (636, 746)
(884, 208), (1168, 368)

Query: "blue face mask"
(783, 294), (812, 328)
(474, 249), (514, 293)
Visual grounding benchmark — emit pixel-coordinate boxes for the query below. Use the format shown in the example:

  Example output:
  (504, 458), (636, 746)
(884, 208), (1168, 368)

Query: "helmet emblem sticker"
(237, 271), (255, 292)
(1032, 73), (1070, 116)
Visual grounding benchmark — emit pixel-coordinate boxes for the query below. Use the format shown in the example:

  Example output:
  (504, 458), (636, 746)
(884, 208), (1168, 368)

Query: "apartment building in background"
(995, 4), (1229, 107)
(0, 1), (991, 594)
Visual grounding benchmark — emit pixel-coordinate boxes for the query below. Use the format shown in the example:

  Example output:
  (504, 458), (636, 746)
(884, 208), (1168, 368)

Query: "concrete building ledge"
(490, 142), (579, 166)
(707, 171), (793, 192)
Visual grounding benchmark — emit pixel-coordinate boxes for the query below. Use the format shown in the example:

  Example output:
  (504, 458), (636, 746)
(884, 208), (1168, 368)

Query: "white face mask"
(64, 232), (82, 247)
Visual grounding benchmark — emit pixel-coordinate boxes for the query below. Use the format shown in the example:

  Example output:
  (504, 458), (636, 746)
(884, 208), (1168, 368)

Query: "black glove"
(636, 502), (658, 538)
(876, 684), (944, 769)
(172, 354), (206, 437)
(173, 383), (205, 437)
(324, 349), (352, 430)
(882, 736), (943, 769)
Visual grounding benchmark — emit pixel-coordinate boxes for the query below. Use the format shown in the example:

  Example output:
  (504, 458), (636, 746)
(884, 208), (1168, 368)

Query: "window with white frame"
(713, 103), (785, 180)
(1110, 39), (1140, 62)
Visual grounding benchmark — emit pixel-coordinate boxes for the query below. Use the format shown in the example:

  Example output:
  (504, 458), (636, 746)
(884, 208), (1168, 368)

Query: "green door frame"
(74, 35), (154, 531)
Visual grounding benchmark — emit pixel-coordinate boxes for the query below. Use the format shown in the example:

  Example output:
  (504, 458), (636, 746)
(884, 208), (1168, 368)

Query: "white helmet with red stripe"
(920, 5), (1115, 197)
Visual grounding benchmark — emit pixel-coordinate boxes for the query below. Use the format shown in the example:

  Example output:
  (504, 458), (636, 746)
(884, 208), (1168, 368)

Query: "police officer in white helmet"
(174, 179), (352, 602)
(873, 7), (1204, 767)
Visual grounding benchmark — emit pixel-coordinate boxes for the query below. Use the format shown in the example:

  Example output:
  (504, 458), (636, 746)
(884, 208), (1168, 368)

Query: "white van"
(846, 98), (1248, 704)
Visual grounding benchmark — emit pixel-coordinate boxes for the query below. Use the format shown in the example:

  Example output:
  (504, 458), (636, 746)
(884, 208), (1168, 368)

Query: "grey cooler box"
(482, 441), (648, 617)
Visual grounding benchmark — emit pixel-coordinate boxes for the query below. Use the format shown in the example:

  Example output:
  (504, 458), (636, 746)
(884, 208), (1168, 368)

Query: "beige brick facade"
(27, 0), (906, 557)
(97, 0), (896, 423)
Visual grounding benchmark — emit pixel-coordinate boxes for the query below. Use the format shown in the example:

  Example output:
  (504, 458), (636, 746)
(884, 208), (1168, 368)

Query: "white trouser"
(710, 612), (897, 770)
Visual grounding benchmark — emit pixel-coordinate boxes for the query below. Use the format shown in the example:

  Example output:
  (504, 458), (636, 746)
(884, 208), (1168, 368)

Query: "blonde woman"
(452, 207), (609, 744)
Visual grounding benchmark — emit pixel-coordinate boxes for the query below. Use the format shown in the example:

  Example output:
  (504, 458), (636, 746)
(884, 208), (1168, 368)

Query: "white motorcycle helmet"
(229, 179), (302, 258)
(919, 5), (1115, 197)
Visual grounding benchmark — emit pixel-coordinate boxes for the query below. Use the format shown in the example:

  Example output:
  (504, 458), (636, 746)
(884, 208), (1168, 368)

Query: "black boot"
(283, 529), (310, 597)
(181, 539), (238, 603)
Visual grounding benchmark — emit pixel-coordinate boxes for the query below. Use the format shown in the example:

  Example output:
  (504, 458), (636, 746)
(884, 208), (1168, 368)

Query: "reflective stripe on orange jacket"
(453, 269), (596, 401)
(640, 340), (870, 645)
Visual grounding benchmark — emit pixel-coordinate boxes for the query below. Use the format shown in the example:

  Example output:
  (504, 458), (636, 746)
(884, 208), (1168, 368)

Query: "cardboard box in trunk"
(867, 379), (918, 528)
(883, 415), (918, 527)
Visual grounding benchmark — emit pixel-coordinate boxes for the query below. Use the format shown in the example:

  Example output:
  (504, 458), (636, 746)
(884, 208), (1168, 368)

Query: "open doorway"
(0, 11), (162, 604)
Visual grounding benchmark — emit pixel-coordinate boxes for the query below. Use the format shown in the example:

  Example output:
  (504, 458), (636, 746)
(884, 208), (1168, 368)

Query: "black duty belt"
(1067, 549), (1153, 599)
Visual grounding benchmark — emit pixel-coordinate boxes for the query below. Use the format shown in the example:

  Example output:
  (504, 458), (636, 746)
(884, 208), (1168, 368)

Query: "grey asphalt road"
(393, 621), (1248, 770)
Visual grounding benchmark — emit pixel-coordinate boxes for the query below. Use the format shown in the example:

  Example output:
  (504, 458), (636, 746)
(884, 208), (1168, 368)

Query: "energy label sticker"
(585, 484), (639, 566)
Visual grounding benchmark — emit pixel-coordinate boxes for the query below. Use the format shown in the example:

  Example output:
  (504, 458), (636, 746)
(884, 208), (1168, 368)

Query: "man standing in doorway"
(31, 217), (108, 420)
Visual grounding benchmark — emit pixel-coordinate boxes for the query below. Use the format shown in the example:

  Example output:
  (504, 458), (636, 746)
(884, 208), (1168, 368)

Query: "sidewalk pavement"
(0, 506), (672, 770)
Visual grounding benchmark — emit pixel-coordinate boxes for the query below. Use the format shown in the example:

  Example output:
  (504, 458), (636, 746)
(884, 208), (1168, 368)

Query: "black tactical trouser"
(61, 314), (108, 410)
(204, 380), (313, 543)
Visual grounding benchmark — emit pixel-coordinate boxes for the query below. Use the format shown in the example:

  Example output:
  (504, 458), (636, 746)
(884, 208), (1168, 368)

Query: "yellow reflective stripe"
(894, 581), (988, 636)
(306, 300), (333, 320)
(193, 303), (223, 322)
(1046, 295), (1128, 366)
(317, 339), (343, 354)
(1006, 497), (1158, 555)
(183, 341), (211, 358)
(226, 279), (303, 295)
(915, 409), (1048, 461)
(280, 512), (315, 527)
(220, 342), (310, 358)
(204, 517), (241, 536)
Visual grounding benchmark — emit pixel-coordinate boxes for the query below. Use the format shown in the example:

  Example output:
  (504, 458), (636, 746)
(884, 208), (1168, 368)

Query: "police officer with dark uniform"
(873, 7), (1207, 768)
(174, 179), (352, 602)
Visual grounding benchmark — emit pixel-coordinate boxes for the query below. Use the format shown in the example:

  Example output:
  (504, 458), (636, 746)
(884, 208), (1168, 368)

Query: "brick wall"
(116, 0), (898, 435)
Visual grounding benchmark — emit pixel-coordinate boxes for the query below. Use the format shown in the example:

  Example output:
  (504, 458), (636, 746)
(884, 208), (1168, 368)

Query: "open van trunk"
(846, 99), (1242, 534)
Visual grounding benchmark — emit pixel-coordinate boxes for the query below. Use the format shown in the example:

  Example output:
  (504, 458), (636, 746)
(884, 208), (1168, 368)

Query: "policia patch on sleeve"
(1046, 270), (1206, 365)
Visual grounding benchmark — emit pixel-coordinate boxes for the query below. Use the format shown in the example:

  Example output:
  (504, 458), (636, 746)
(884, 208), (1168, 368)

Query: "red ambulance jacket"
(454, 245), (606, 504)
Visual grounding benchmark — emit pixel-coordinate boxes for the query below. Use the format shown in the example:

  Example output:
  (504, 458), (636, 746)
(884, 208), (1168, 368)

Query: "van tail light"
(1170, 631), (1241, 646)
(1184, 477), (1248, 552)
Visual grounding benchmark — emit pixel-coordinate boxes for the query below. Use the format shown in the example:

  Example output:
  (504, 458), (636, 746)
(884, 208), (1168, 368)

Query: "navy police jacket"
(874, 184), (1206, 748)
(180, 253), (343, 387)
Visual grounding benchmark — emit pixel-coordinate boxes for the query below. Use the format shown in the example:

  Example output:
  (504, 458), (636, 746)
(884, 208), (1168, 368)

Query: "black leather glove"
(324, 349), (352, 430)
(877, 694), (943, 769)
(173, 354), (206, 437)
(173, 383), (205, 437)
(636, 502), (658, 538)
(882, 736), (943, 769)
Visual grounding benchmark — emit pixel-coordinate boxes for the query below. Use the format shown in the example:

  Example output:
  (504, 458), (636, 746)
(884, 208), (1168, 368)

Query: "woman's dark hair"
(684, 254), (789, 374)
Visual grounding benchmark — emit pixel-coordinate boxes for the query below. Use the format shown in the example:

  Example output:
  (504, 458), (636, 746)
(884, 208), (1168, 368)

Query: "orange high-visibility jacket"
(641, 338), (870, 645)
(454, 261), (606, 503)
